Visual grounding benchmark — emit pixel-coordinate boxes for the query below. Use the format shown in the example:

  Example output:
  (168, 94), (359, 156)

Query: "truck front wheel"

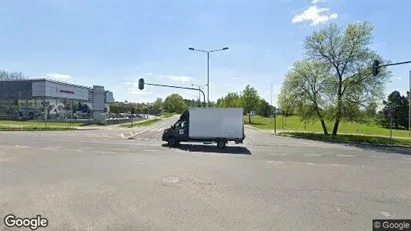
(168, 137), (178, 147)
(217, 139), (226, 149)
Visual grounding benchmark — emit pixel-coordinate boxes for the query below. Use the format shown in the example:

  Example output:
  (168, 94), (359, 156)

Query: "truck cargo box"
(188, 107), (244, 139)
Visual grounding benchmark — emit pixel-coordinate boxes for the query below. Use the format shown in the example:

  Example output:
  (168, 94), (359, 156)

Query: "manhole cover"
(162, 176), (180, 184)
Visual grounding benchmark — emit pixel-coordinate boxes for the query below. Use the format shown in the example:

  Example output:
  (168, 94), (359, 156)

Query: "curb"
(278, 133), (411, 148)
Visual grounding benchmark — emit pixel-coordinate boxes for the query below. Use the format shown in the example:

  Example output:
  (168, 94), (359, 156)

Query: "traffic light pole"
(144, 82), (206, 108)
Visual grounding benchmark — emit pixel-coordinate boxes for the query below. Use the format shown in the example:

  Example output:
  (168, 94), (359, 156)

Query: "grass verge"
(245, 115), (411, 138)
(0, 125), (77, 131)
(280, 132), (411, 146)
(0, 120), (84, 131)
(162, 113), (177, 118)
(119, 118), (162, 128)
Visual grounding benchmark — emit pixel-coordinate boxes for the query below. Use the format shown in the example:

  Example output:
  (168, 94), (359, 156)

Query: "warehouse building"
(0, 78), (114, 122)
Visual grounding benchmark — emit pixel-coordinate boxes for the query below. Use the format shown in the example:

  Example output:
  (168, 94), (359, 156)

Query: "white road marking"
(270, 153), (287, 156)
(306, 162), (314, 165)
(43, 146), (61, 150)
(113, 148), (129, 151)
(145, 138), (150, 141)
(74, 149), (84, 152)
(370, 155), (388, 159)
(156, 128), (163, 132)
(401, 157), (411, 160)
(337, 154), (353, 157)
(144, 149), (159, 152)
(14, 145), (30, 149)
(304, 154), (321, 157)
(79, 147), (92, 150)
(93, 150), (115, 154)
(149, 128), (158, 132)
(380, 211), (391, 217)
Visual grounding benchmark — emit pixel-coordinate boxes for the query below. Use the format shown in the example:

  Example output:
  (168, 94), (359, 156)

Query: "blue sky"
(1, 0), (410, 105)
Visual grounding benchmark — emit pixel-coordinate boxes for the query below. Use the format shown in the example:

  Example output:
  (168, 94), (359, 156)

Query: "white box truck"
(161, 107), (246, 148)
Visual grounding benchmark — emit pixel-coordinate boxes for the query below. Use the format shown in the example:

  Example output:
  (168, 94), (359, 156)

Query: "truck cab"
(162, 110), (189, 146)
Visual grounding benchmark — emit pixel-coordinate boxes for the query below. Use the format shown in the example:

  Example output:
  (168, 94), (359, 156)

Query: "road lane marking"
(381, 211), (391, 217)
(93, 150), (115, 154)
(149, 128), (158, 132)
(144, 149), (159, 152)
(113, 148), (129, 151)
(306, 162), (314, 165)
(370, 155), (388, 159)
(14, 145), (30, 149)
(145, 138), (150, 141)
(79, 147), (92, 150)
(156, 128), (163, 132)
(304, 154), (321, 157)
(337, 154), (353, 157)
(401, 157), (411, 160)
(43, 146), (61, 150)
(74, 149), (84, 152)
(270, 153), (287, 156)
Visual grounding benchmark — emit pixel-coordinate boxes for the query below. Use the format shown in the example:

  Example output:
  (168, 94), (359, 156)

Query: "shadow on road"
(161, 144), (252, 155)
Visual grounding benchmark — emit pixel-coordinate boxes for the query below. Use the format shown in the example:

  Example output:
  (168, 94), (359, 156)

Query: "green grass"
(0, 120), (85, 130)
(0, 125), (77, 131)
(280, 132), (411, 146)
(162, 113), (177, 118)
(119, 118), (162, 128)
(245, 115), (411, 138)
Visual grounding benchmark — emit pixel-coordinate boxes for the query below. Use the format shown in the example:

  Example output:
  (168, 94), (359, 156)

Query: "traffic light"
(138, 78), (144, 90)
(372, 59), (380, 76)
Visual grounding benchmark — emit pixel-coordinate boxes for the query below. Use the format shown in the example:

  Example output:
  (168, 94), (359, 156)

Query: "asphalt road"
(1, 116), (410, 231)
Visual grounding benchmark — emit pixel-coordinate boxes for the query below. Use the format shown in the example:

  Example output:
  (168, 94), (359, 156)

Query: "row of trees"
(0, 70), (25, 81)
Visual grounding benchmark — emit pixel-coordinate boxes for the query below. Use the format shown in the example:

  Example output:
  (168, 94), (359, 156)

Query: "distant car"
(19, 108), (41, 119)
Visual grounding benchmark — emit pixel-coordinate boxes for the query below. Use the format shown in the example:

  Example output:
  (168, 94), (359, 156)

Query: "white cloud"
(292, 6), (338, 26)
(232, 77), (240, 80)
(46, 73), (72, 80)
(396, 76), (402, 80)
(128, 89), (152, 95)
(312, 0), (326, 4)
(168, 75), (191, 82)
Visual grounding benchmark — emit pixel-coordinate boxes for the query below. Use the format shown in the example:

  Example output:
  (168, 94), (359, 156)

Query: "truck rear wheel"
(217, 139), (226, 149)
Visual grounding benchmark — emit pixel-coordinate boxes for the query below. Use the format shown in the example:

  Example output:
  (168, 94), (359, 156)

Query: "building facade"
(0, 78), (114, 121)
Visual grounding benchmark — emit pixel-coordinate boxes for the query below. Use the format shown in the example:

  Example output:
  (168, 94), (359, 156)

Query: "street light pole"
(189, 46), (229, 107)
(207, 52), (210, 107)
(409, 70), (410, 136)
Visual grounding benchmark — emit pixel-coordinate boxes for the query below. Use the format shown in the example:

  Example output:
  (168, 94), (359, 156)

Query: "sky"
(1, 0), (410, 106)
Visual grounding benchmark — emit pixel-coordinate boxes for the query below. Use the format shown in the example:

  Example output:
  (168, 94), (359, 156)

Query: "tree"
(217, 92), (242, 108)
(163, 94), (188, 113)
(152, 98), (163, 115)
(377, 91), (409, 129)
(304, 21), (391, 135)
(364, 100), (378, 121)
(0, 70), (25, 81)
(241, 85), (260, 123)
(278, 60), (332, 134)
(256, 99), (272, 117)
